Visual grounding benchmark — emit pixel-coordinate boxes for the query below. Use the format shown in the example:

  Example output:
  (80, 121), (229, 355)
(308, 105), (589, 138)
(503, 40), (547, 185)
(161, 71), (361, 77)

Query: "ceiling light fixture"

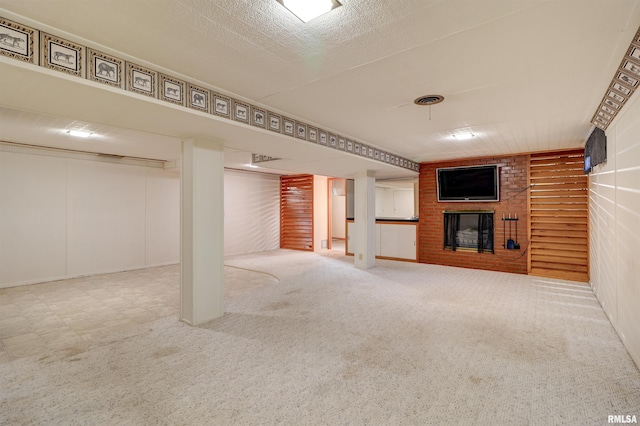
(67, 130), (92, 138)
(452, 132), (475, 140)
(276, 0), (342, 23)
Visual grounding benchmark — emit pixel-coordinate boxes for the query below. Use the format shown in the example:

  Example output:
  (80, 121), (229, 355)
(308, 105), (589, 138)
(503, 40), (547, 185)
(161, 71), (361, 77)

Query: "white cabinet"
(379, 224), (416, 260)
(346, 221), (416, 261)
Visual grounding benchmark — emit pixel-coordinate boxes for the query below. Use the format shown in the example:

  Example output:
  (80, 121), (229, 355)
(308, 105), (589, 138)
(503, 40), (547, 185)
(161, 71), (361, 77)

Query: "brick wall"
(418, 155), (529, 274)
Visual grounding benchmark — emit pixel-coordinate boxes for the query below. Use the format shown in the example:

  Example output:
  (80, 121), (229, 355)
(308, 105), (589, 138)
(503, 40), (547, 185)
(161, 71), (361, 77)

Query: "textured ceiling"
(0, 0), (639, 176)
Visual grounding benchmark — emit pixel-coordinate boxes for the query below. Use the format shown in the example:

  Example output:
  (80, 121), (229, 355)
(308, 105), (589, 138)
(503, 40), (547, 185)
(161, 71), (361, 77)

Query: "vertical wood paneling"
(280, 175), (314, 251)
(529, 150), (589, 282)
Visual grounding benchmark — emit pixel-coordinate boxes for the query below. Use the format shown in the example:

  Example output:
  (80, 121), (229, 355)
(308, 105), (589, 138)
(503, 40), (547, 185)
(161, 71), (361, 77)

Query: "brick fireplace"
(418, 155), (528, 274)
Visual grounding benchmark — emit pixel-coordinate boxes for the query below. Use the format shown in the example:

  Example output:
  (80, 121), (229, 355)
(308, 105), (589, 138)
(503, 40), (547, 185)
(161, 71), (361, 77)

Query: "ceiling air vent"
(414, 95), (444, 106)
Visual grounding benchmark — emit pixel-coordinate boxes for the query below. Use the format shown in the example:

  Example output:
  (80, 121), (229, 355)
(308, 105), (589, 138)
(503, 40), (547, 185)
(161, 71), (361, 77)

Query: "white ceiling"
(1, 0), (639, 178)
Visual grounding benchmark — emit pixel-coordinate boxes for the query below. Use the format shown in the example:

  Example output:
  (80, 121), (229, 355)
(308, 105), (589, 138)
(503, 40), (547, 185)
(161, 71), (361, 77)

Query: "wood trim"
(527, 154), (532, 274)
(344, 252), (418, 263)
(376, 256), (418, 263)
(327, 178), (333, 250)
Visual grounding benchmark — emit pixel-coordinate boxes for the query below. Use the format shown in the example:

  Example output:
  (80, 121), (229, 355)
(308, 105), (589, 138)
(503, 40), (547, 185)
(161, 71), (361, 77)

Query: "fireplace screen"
(444, 212), (494, 253)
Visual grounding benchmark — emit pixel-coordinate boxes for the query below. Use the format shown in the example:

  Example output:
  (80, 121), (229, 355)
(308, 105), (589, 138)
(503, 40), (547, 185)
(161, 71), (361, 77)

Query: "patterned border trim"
(0, 18), (37, 64)
(318, 130), (328, 146)
(88, 49), (123, 88)
(329, 134), (337, 149)
(591, 26), (640, 130)
(252, 153), (281, 163)
(282, 117), (295, 136)
(296, 122), (307, 140)
(0, 15), (419, 172)
(187, 83), (210, 113)
(308, 127), (318, 143)
(267, 112), (281, 133)
(41, 32), (84, 77)
(233, 100), (249, 123)
(213, 93), (231, 118)
(160, 74), (185, 106)
(126, 62), (157, 98)
(338, 137), (345, 151)
(251, 106), (266, 128)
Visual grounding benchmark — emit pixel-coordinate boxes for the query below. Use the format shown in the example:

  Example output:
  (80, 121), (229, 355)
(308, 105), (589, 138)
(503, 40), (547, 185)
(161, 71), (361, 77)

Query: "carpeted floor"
(1, 248), (639, 425)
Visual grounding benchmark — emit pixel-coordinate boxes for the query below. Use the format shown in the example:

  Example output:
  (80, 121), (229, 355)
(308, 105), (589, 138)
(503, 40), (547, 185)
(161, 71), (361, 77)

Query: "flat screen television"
(437, 165), (500, 202)
(584, 127), (606, 174)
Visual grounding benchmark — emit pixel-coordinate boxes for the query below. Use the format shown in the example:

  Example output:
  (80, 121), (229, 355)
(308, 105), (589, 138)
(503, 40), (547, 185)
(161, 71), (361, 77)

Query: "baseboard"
(0, 261), (179, 289)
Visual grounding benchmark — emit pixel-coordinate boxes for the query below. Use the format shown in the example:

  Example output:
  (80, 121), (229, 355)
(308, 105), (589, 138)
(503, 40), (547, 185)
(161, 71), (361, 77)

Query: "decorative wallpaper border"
(0, 15), (419, 172)
(187, 83), (210, 113)
(0, 17), (37, 64)
(251, 153), (281, 164)
(233, 100), (250, 123)
(267, 111), (281, 133)
(126, 62), (157, 98)
(251, 106), (266, 128)
(591, 26), (640, 131)
(88, 48), (124, 88)
(213, 94), (231, 118)
(160, 74), (185, 106)
(41, 32), (85, 78)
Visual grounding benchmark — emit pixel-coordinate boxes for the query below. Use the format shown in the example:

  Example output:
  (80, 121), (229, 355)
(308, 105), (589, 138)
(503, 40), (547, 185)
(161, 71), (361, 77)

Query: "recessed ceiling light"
(67, 130), (92, 138)
(276, 0), (342, 23)
(452, 132), (475, 140)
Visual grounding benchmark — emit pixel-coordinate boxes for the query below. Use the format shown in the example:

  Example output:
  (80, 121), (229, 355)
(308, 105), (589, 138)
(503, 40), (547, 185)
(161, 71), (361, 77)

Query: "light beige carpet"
(1, 249), (639, 425)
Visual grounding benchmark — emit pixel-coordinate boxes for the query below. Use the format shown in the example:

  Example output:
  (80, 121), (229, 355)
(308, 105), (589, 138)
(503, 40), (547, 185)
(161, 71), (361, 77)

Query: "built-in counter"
(346, 218), (418, 261)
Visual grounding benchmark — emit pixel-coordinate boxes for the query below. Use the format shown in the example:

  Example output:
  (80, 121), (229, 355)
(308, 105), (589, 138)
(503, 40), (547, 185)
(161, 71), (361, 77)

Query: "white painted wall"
(332, 194), (346, 239)
(223, 169), (280, 256)
(375, 187), (414, 217)
(375, 187), (394, 217)
(393, 190), (415, 217)
(0, 150), (283, 287)
(0, 149), (179, 288)
(313, 175), (328, 251)
(589, 91), (640, 370)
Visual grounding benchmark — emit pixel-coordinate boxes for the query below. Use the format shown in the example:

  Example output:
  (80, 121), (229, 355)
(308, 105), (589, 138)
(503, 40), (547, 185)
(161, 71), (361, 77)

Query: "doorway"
(327, 178), (347, 251)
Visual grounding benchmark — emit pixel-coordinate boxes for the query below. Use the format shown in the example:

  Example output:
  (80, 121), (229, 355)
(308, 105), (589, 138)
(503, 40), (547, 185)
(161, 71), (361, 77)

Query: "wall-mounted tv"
(437, 165), (500, 202)
(584, 127), (606, 174)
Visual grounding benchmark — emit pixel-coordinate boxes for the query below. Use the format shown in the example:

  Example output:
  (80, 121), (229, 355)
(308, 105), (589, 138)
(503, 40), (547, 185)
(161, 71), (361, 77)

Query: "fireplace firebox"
(443, 211), (494, 253)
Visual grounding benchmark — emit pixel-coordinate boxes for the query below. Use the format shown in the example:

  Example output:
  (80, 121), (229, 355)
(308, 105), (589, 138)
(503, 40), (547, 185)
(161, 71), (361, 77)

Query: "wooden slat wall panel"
(280, 175), (314, 251)
(529, 150), (589, 282)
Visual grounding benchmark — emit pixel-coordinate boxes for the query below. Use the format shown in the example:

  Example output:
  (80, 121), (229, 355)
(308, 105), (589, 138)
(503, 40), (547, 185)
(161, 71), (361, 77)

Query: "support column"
(180, 137), (224, 325)
(354, 169), (376, 269)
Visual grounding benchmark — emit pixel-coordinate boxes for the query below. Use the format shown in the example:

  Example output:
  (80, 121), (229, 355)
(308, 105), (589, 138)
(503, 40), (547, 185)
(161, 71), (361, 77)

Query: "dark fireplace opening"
(444, 211), (494, 253)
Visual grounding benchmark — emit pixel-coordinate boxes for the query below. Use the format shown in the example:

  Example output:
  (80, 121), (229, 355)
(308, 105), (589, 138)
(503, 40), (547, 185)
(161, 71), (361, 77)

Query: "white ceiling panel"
(0, 0), (639, 176)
